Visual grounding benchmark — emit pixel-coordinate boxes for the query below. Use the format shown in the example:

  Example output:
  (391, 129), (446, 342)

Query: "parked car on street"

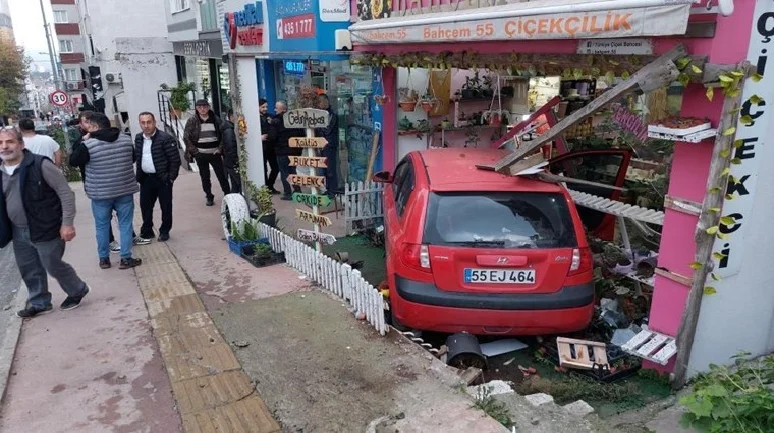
(372, 148), (629, 336)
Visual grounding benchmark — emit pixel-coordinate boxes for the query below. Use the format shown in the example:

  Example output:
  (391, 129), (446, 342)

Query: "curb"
(0, 283), (25, 407)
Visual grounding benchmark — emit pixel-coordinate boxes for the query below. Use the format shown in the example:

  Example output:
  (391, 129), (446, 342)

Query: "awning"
(349, 0), (693, 45)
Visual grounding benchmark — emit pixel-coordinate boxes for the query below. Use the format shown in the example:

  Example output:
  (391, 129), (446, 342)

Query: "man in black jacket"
(135, 112), (181, 242)
(260, 99), (279, 194)
(222, 109), (241, 194)
(183, 100), (231, 206)
(273, 100), (305, 200)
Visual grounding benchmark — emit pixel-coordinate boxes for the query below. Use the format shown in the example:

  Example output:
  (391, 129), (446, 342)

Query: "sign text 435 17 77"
(277, 14), (316, 40)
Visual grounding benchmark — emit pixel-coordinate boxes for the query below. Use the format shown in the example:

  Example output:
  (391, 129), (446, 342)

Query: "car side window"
(395, 161), (414, 217)
(392, 160), (409, 196)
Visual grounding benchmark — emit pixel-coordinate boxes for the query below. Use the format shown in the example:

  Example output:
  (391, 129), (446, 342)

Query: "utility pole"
(38, 0), (70, 150)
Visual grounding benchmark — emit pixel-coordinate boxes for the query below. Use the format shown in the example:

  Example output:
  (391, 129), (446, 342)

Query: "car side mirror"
(372, 171), (393, 183)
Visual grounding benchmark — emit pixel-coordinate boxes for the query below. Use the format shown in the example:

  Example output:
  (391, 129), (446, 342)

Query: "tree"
(0, 38), (29, 117)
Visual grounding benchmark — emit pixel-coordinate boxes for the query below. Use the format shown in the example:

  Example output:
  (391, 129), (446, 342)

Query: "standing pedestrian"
(0, 127), (90, 318)
(135, 112), (181, 242)
(260, 99), (279, 194)
(70, 111), (143, 252)
(76, 113), (142, 270)
(18, 117), (62, 166)
(315, 94), (339, 198)
(273, 100), (305, 200)
(183, 99), (230, 206)
(222, 109), (242, 194)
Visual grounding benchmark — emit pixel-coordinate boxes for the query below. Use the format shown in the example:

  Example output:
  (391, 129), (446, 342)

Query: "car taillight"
(568, 247), (593, 276)
(401, 243), (431, 271)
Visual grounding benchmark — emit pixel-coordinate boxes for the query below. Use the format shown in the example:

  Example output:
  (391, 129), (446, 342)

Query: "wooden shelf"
(398, 130), (429, 136)
(454, 94), (512, 102)
(438, 124), (503, 132)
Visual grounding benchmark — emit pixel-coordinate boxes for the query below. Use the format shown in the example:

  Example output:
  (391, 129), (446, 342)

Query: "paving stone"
(137, 271), (192, 296)
(157, 324), (225, 360)
(182, 396), (281, 433)
(134, 243), (178, 265)
(147, 293), (206, 318)
(563, 400), (595, 418)
(171, 370), (254, 415)
(142, 282), (198, 302)
(165, 343), (241, 383)
(151, 311), (215, 336)
(525, 393), (555, 407)
(135, 261), (186, 279)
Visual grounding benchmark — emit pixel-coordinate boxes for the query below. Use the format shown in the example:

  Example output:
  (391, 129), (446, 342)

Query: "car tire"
(221, 193), (250, 239)
(390, 308), (410, 332)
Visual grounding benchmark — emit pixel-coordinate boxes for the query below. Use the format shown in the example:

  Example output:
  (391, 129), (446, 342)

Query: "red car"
(373, 148), (631, 336)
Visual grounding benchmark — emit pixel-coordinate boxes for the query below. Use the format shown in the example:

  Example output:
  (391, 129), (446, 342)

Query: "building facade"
(0, 0), (14, 43)
(50, 0), (177, 134)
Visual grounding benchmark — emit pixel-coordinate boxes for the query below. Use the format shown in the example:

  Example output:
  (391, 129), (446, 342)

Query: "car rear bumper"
(392, 275), (594, 335)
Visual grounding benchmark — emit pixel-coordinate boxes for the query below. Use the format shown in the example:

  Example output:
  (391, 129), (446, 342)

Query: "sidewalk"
(0, 172), (509, 433)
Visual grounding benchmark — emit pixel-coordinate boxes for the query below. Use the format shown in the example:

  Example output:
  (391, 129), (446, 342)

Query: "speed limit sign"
(50, 90), (69, 107)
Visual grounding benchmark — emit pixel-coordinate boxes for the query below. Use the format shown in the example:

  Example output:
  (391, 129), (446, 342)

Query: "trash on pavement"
(479, 338), (528, 357)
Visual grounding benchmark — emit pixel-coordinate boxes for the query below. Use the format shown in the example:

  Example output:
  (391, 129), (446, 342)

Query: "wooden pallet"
(556, 337), (609, 370)
(568, 189), (665, 225)
(621, 330), (677, 366)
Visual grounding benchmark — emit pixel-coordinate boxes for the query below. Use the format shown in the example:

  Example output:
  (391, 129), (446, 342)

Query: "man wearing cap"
(183, 100), (231, 206)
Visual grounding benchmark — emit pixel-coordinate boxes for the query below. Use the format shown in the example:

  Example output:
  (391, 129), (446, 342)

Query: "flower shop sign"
(611, 102), (648, 143)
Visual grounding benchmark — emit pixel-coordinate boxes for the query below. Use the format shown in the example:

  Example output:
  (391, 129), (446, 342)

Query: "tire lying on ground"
(221, 193), (250, 239)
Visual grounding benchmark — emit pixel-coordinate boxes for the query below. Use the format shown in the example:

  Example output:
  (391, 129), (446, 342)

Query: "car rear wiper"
(447, 240), (506, 247)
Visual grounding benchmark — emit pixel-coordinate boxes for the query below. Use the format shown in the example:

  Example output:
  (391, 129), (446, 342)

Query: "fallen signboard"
(296, 228), (336, 245)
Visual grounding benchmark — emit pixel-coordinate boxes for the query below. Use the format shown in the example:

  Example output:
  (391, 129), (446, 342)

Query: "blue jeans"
(91, 194), (135, 260)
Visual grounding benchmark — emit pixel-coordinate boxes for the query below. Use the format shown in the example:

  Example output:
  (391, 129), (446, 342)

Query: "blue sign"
(224, 1), (264, 50)
(284, 61), (306, 75)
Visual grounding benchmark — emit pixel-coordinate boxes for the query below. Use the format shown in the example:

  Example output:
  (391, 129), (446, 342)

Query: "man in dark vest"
(135, 112), (181, 242)
(0, 127), (90, 318)
(183, 99), (231, 207)
(73, 113), (143, 270)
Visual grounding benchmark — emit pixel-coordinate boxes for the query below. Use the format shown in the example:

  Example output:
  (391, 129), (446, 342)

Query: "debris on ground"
(457, 366), (483, 385)
(479, 338), (528, 357)
(467, 380), (515, 398)
(563, 400), (596, 417)
(231, 340), (250, 348)
(525, 393), (554, 407)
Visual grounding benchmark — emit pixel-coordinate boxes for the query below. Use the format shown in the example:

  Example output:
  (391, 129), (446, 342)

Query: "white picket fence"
(344, 181), (385, 234)
(257, 222), (388, 335)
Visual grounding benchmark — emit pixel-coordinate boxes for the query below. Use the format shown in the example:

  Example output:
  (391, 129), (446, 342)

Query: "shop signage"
(576, 38), (653, 56)
(320, 0), (350, 22)
(288, 137), (329, 149)
(284, 60), (306, 75)
(296, 229), (337, 245)
(173, 40), (223, 58)
(709, 0), (773, 279)
(611, 103), (648, 143)
(295, 209), (333, 227)
(293, 192), (332, 207)
(289, 155), (329, 168)
(277, 13), (316, 40)
(223, 1), (264, 50)
(284, 109), (330, 129)
(350, 5), (690, 43)
(288, 174), (326, 188)
(357, 0), (518, 21)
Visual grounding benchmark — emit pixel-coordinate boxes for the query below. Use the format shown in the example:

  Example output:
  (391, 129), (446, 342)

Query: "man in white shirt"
(133, 112), (181, 242)
(18, 118), (62, 166)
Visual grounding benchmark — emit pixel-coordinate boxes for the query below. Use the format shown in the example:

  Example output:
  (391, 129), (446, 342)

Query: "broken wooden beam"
(492, 44), (688, 174)
(664, 194), (703, 216)
(534, 172), (625, 192)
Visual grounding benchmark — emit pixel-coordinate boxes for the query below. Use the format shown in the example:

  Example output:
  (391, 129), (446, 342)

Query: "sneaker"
(16, 304), (53, 318)
(158, 233), (170, 242)
(109, 241), (120, 254)
(134, 236), (152, 245)
(60, 285), (90, 311)
(206, 197), (214, 206)
(99, 258), (111, 269)
(119, 257), (143, 269)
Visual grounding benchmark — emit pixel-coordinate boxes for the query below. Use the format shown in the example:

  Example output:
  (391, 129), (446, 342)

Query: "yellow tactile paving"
(133, 241), (281, 432)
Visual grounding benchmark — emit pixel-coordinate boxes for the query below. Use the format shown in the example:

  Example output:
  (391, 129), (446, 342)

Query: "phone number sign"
(277, 14), (316, 39)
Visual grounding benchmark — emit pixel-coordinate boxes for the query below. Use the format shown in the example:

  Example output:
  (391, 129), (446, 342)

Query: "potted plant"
(451, 90), (462, 102)
(241, 241), (284, 268)
(440, 117), (451, 130)
(461, 77), (476, 100)
(501, 84), (515, 97)
(482, 75), (495, 98)
(160, 82), (196, 119)
(398, 88), (418, 112)
(419, 93), (438, 112)
(398, 116), (414, 135)
(374, 94), (389, 105)
(250, 186), (277, 227)
(228, 218), (268, 256)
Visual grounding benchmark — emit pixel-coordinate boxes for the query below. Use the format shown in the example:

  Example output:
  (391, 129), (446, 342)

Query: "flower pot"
(501, 86), (515, 97)
(460, 89), (476, 100)
(398, 101), (417, 112)
(482, 89), (494, 98)
(374, 95), (389, 105)
(420, 101), (435, 112)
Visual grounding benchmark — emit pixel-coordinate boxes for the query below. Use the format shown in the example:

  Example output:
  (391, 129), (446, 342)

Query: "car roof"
(415, 148), (565, 193)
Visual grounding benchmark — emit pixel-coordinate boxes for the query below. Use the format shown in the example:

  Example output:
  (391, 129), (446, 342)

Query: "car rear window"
(422, 192), (577, 249)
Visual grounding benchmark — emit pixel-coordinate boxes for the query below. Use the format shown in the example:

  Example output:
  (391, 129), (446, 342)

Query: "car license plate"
(464, 269), (536, 284)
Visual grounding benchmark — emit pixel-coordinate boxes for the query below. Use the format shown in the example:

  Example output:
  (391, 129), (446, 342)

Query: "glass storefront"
(272, 59), (375, 184)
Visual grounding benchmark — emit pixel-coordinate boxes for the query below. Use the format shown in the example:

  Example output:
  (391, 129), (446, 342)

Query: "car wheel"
(390, 308), (410, 332)
(221, 193), (250, 239)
